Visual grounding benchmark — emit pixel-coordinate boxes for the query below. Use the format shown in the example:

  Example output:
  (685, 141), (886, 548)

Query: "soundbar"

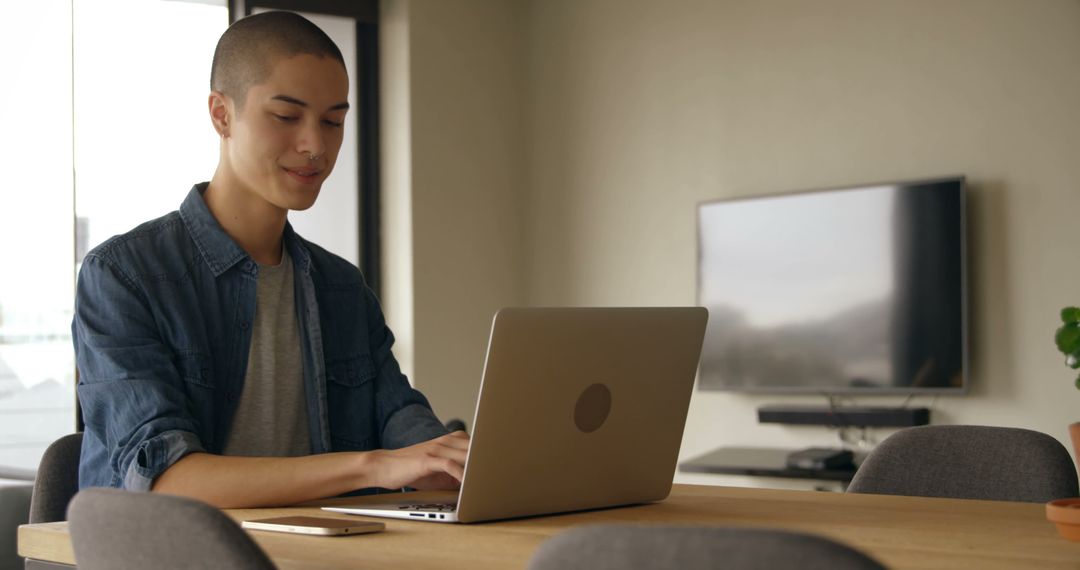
(757, 405), (930, 427)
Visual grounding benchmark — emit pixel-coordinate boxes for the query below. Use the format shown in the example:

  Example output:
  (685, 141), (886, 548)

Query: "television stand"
(757, 405), (930, 427)
(678, 446), (861, 483)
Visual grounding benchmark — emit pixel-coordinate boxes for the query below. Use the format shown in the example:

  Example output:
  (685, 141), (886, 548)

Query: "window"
(0, 0), (227, 473)
(0, 0), (379, 475)
(1, 0), (77, 475)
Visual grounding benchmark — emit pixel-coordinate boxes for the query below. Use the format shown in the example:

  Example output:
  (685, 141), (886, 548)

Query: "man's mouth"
(283, 166), (322, 184)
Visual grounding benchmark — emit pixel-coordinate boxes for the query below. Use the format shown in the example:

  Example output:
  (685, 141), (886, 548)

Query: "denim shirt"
(73, 183), (448, 491)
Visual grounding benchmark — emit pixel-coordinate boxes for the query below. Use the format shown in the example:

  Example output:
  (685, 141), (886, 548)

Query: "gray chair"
(527, 526), (886, 570)
(68, 488), (275, 570)
(0, 483), (33, 570)
(29, 433), (83, 523)
(847, 425), (1079, 503)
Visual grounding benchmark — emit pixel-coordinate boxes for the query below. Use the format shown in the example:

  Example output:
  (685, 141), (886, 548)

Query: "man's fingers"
(439, 432), (471, 450)
(427, 443), (467, 466)
(423, 455), (463, 481)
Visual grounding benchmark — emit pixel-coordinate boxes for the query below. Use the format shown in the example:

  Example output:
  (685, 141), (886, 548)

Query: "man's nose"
(297, 120), (326, 159)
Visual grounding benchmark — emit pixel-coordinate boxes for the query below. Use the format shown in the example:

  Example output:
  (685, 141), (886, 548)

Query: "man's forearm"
(150, 432), (469, 508)
(151, 451), (374, 508)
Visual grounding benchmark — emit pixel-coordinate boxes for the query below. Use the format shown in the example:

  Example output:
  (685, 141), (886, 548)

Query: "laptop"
(323, 307), (708, 523)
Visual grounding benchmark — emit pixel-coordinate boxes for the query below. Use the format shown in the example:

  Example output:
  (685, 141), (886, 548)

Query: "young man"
(72, 11), (468, 508)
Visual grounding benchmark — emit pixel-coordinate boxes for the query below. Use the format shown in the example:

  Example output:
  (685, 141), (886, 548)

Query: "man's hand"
(365, 431), (471, 490)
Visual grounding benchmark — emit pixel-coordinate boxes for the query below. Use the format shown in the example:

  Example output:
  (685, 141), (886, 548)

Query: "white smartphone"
(241, 516), (385, 536)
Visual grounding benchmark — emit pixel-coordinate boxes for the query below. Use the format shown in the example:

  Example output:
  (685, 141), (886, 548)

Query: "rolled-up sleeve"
(74, 253), (205, 491)
(120, 430), (204, 491)
(382, 404), (450, 449)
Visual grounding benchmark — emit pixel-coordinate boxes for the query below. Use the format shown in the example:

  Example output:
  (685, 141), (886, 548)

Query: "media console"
(679, 446), (860, 483)
(678, 406), (930, 488)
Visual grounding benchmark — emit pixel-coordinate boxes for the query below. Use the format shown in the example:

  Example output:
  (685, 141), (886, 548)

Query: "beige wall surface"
(381, 0), (528, 424)
(386, 0), (1080, 465)
(526, 0), (1080, 462)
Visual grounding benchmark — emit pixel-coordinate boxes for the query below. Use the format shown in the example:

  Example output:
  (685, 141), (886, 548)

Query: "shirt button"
(240, 321), (250, 331)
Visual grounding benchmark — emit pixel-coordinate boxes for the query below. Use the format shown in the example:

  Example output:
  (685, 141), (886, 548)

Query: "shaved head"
(211, 11), (345, 109)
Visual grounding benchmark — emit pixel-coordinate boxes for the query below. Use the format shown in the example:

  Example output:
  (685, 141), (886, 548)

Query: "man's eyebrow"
(271, 95), (350, 111)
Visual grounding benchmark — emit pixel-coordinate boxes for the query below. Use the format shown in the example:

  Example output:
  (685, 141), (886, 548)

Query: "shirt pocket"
(326, 354), (378, 449)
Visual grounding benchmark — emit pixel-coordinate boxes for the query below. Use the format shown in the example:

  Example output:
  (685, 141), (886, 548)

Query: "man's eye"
(274, 114), (298, 123)
(323, 119), (344, 128)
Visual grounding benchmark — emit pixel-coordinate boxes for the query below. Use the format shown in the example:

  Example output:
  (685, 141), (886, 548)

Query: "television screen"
(697, 177), (967, 394)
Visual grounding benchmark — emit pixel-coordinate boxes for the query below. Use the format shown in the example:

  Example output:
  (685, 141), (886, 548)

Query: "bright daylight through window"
(0, 0), (226, 474)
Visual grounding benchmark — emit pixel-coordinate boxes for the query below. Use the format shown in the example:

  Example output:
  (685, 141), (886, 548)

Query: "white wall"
(287, 12), (361, 265)
(385, 0), (1080, 472)
(525, 0), (1080, 466)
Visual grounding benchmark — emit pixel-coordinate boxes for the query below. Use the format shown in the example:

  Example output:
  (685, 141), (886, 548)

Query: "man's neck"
(204, 170), (288, 266)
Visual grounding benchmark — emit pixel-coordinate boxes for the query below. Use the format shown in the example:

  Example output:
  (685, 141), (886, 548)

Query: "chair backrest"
(527, 525), (886, 570)
(67, 488), (275, 570)
(0, 483), (33, 570)
(29, 432), (83, 523)
(847, 425), (1079, 502)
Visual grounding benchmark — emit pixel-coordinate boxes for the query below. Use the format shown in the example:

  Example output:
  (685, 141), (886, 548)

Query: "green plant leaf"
(1062, 307), (1080, 324)
(1057, 323), (1080, 355)
(1075, 372), (1080, 390)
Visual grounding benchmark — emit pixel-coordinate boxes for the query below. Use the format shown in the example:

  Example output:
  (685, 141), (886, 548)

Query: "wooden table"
(19, 484), (1080, 569)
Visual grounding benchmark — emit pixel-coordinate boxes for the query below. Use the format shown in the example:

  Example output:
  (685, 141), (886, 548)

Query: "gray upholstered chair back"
(0, 483), (32, 570)
(29, 432), (83, 523)
(527, 526), (886, 570)
(847, 425), (1079, 502)
(67, 488), (275, 570)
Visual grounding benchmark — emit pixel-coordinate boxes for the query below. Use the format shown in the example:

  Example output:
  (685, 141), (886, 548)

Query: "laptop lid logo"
(574, 383), (612, 433)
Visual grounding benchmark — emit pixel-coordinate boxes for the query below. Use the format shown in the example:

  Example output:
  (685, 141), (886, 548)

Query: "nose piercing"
(307, 152), (322, 161)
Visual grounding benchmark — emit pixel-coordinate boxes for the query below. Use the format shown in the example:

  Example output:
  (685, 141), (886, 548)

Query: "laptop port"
(428, 514), (436, 519)
(410, 513), (424, 518)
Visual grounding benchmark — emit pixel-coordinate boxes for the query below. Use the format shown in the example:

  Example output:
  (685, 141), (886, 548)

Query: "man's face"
(225, 53), (349, 212)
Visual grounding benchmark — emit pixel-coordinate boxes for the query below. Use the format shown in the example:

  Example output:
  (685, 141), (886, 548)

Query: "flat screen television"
(697, 177), (967, 394)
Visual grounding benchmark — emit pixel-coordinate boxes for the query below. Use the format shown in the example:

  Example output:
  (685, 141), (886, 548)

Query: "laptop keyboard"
(398, 503), (457, 512)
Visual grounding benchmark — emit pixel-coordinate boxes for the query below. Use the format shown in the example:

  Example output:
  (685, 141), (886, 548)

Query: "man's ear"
(208, 91), (232, 137)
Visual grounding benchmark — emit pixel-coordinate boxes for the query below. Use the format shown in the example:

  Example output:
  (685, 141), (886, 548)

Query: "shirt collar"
(180, 183), (248, 277)
(283, 222), (313, 276)
(179, 183), (313, 278)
